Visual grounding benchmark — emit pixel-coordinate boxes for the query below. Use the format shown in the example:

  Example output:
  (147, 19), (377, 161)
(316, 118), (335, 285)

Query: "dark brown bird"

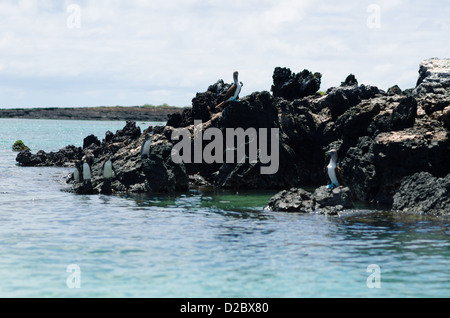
(215, 71), (242, 111)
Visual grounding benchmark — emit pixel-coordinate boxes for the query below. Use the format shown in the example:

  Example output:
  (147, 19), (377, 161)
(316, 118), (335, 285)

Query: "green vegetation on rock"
(12, 140), (30, 152)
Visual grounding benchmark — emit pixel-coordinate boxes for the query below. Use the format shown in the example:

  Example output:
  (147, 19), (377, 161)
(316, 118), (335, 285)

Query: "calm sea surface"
(0, 118), (449, 298)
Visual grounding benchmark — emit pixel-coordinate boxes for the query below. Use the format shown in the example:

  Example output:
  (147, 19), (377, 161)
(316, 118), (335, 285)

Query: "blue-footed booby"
(215, 71), (243, 111)
(326, 149), (344, 189)
(141, 134), (151, 159)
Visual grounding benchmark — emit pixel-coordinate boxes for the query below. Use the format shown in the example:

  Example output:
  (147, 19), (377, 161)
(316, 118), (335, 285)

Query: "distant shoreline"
(0, 105), (186, 122)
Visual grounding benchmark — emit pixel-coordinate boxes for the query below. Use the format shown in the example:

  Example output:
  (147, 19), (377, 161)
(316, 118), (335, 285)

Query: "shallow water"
(0, 118), (449, 297)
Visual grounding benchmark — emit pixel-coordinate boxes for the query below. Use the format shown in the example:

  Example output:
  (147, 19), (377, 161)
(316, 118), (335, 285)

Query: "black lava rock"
(271, 67), (322, 101)
(266, 186), (354, 215)
(393, 172), (450, 215)
(83, 135), (101, 149)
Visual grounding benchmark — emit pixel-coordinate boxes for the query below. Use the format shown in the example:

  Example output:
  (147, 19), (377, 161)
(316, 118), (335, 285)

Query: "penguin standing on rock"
(73, 160), (83, 184)
(141, 134), (152, 159)
(82, 156), (94, 193)
(101, 154), (117, 194)
(102, 154), (116, 181)
(326, 149), (344, 189)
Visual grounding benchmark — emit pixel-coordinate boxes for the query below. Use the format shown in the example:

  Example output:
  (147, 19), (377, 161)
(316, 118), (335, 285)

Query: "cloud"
(0, 0), (448, 108)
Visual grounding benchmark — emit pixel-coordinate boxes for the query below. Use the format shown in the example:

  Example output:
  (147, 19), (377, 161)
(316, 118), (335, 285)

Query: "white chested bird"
(141, 134), (152, 159)
(215, 71), (243, 111)
(326, 149), (344, 189)
(102, 154), (116, 181)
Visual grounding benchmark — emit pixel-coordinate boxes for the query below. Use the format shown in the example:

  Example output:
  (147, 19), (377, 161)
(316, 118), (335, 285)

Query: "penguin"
(80, 156), (95, 195)
(326, 149), (344, 189)
(141, 134), (151, 159)
(82, 157), (92, 186)
(102, 154), (115, 181)
(215, 71), (243, 111)
(101, 154), (117, 194)
(73, 160), (83, 184)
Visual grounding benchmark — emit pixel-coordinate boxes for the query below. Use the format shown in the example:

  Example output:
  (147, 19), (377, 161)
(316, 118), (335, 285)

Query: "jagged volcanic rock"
(16, 58), (450, 215)
(271, 67), (322, 101)
(392, 172), (450, 215)
(265, 186), (353, 215)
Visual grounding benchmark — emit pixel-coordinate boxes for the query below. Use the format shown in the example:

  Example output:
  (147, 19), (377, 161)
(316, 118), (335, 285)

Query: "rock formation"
(266, 58), (450, 215)
(392, 172), (450, 216)
(16, 58), (450, 215)
(16, 145), (82, 167)
(265, 186), (354, 215)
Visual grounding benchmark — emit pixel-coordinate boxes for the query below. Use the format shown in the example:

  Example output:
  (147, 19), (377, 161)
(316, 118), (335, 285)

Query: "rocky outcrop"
(392, 172), (450, 215)
(16, 121), (143, 168)
(316, 83), (382, 121)
(341, 74), (358, 87)
(71, 135), (189, 195)
(271, 68), (322, 101)
(414, 58), (450, 119)
(415, 58), (450, 93)
(16, 120), (189, 194)
(265, 58), (449, 214)
(265, 186), (353, 215)
(16, 59), (450, 215)
(335, 58), (450, 209)
(266, 188), (316, 213)
(16, 145), (83, 167)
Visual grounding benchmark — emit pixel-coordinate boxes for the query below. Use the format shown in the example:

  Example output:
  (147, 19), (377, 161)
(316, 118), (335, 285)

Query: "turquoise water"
(0, 118), (449, 298)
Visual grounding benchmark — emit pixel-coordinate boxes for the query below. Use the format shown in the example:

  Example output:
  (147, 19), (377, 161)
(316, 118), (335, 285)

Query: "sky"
(0, 0), (448, 108)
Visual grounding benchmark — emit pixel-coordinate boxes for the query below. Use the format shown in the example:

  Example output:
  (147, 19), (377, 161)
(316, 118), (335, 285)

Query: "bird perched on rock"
(102, 154), (117, 181)
(141, 134), (152, 159)
(326, 149), (344, 189)
(82, 156), (93, 190)
(215, 71), (243, 111)
(73, 160), (83, 184)
(101, 153), (117, 194)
